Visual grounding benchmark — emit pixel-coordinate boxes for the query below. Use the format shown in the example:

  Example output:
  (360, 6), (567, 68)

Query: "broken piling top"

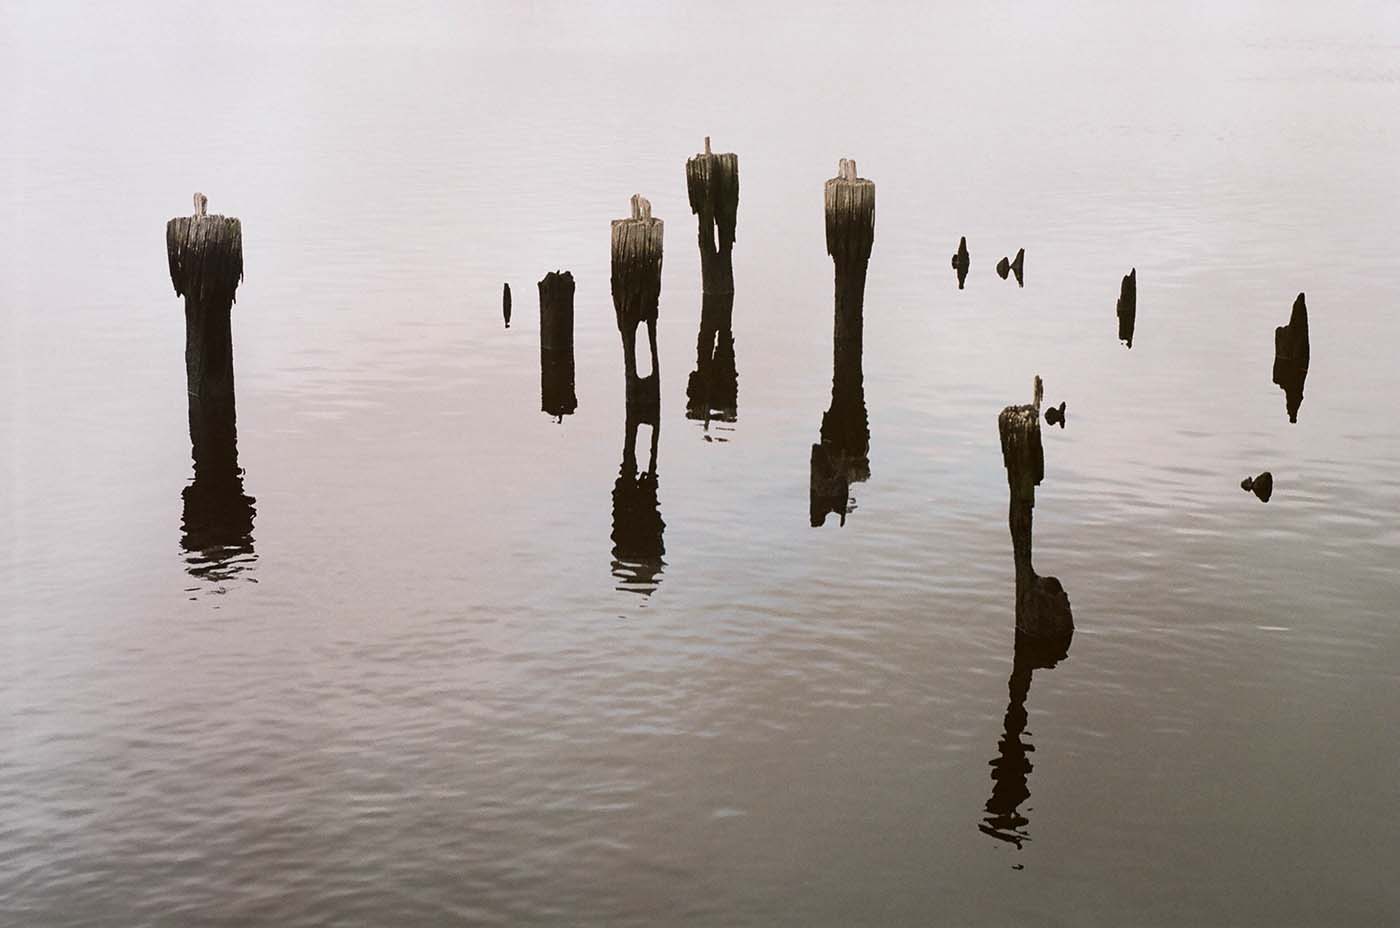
(167, 194), (243, 304)
(999, 376), (1046, 503)
(1275, 292), (1310, 366)
(611, 195), (664, 324)
(824, 159), (875, 264)
(538, 270), (576, 350)
(686, 136), (740, 252)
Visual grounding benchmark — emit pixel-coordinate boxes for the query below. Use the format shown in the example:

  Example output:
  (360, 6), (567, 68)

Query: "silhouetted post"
(821, 159), (874, 463)
(611, 194), (663, 409)
(167, 193), (243, 402)
(503, 283), (512, 328)
(685, 137), (740, 421)
(1272, 292), (1309, 423)
(1116, 268), (1137, 348)
(998, 376), (1073, 640)
(538, 271), (577, 419)
(996, 248), (1023, 285)
(952, 236), (970, 289)
(686, 136), (738, 295)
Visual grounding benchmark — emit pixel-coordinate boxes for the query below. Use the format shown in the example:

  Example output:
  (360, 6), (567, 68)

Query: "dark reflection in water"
(181, 394), (256, 585)
(611, 396), (665, 595)
(1273, 292), (1309, 423)
(810, 325), (870, 527)
(686, 291), (739, 429)
(980, 629), (1073, 848)
(1116, 268), (1137, 349)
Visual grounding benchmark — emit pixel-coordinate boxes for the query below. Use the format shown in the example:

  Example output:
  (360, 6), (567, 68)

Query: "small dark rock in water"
(1010, 248), (1024, 286)
(1241, 471), (1273, 502)
(1272, 292), (1309, 423)
(951, 236), (970, 289)
(1044, 402), (1066, 428)
(996, 256), (1011, 279)
(503, 282), (512, 328)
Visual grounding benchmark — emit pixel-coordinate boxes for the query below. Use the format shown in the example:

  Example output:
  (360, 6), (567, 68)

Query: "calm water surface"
(3, 2), (1400, 924)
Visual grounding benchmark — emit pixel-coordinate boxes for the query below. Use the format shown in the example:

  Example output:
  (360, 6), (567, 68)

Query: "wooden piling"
(686, 136), (739, 295)
(685, 292), (738, 423)
(998, 376), (1072, 640)
(1116, 268), (1137, 348)
(167, 195), (244, 402)
(952, 236), (970, 289)
(538, 271), (577, 418)
(1272, 292), (1309, 423)
(611, 195), (664, 408)
(503, 283), (512, 328)
(819, 159), (875, 470)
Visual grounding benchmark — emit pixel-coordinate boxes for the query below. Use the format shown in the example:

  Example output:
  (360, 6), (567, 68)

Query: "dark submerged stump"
(1116, 267), (1137, 349)
(996, 256), (1011, 279)
(811, 159), (874, 525)
(503, 283), (512, 328)
(1045, 401), (1066, 428)
(1010, 248), (1025, 287)
(685, 137), (741, 424)
(611, 400), (665, 595)
(998, 376), (1073, 641)
(611, 195), (663, 410)
(167, 194), (243, 402)
(538, 271), (577, 419)
(952, 236), (970, 289)
(1272, 292), (1309, 423)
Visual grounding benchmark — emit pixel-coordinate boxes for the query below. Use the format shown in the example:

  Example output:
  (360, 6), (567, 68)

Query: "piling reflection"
(685, 291), (738, 428)
(611, 396), (665, 595)
(1273, 292), (1309, 423)
(181, 395), (256, 584)
(980, 629), (1073, 848)
(952, 236), (970, 289)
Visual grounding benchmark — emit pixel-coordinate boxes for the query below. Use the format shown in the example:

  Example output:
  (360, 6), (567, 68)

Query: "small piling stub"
(1010, 248), (1024, 287)
(611, 195), (664, 408)
(1272, 292), (1309, 423)
(167, 197), (244, 402)
(997, 256), (1011, 279)
(539, 271), (577, 418)
(1241, 471), (1274, 503)
(686, 137), (739, 294)
(999, 376), (1072, 641)
(1116, 268), (1137, 348)
(503, 283), (512, 328)
(952, 236), (970, 289)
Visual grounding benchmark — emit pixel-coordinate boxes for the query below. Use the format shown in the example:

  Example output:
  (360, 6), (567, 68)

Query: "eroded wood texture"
(686, 143), (739, 294)
(167, 213), (244, 401)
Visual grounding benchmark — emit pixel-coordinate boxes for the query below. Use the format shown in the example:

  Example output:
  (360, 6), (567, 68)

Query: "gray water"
(4, 1), (1400, 924)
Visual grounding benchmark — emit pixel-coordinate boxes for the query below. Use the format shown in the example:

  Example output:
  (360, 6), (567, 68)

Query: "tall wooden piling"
(611, 195), (664, 409)
(167, 194), (244, 402)
(820, 158), (875, 466)
(539, 271), (577, 419)
(685, 137), (740, 422)
(686, 136), (739, 295)
(998, 376), (1073, 640)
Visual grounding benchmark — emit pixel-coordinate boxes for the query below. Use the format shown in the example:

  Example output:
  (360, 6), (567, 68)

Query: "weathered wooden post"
(685, 137), (740, 421)
(538, 271), (577, 419)
(811, 159), (875, 526)
(1272, 292), (1309, 423)
(1116, 268), (1136, 348)
(611, 195), (663, 409)
(611, 400), (665, 595)
(167, 193), (244, 402)
(503, 283), (512, 328)
(997, 248), (1025, 286)
(998, 376), (1073, 640)
(951, 236), (970, 289)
